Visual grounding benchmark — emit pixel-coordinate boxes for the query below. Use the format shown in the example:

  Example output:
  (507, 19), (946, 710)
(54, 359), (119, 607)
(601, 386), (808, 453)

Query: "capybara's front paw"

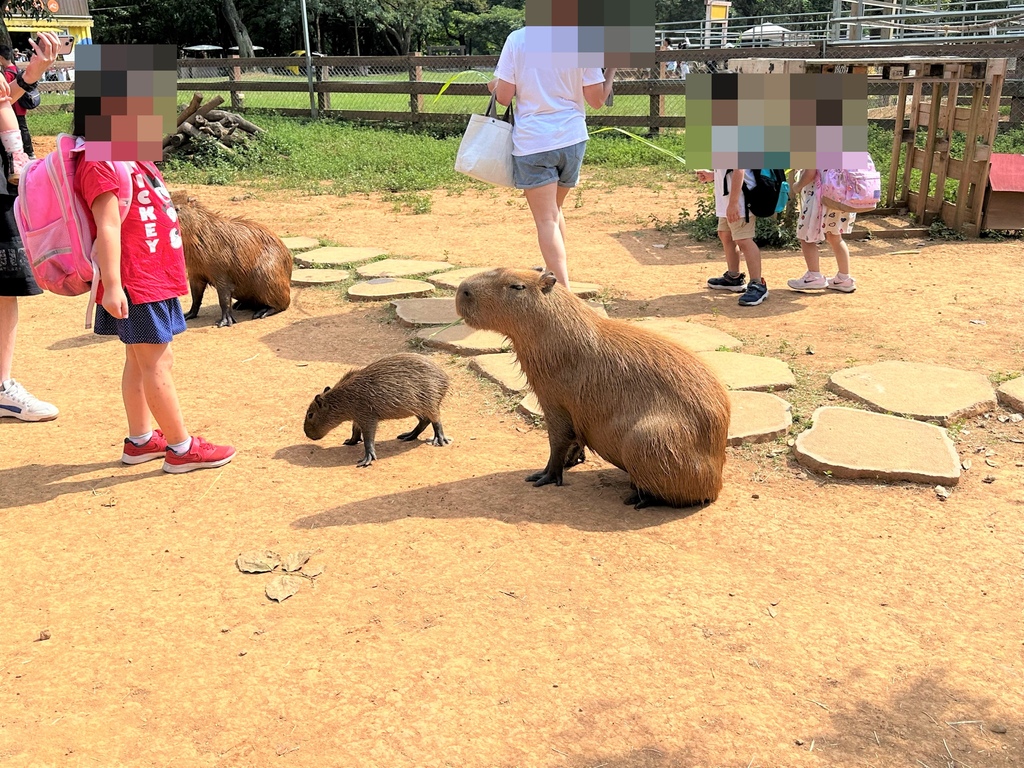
(183, 310), (198, 320)
(625, 488), (668, 510)
(215, 315), (235, 328)
(429, 435), (451, 447)
(342, 437), (361, 446)
(396, 430), (419, 441)
(526, 470), (562, 487)
(355, 451), (376, 467)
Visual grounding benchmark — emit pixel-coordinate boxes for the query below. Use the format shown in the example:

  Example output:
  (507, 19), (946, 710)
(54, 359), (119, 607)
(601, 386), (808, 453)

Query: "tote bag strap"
(484, 92), (515, 126)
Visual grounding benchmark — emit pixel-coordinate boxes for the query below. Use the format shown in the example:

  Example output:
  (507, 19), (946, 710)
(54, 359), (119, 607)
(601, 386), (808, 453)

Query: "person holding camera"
(0, 45), (36, 161)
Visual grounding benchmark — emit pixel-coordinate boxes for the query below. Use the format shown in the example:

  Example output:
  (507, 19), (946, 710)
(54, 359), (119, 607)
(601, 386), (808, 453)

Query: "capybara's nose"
(461, 288), (471, 298)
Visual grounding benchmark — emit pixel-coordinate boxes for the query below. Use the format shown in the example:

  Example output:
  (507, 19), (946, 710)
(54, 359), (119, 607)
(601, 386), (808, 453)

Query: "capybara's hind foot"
(215, 315), (236, 328)
(342, 437), (361, 446)
(526, 470), (563, 487)
(564, 443), (586, 468)
(355, 450), (376, 467)
(428, 435), (451, 446)
(252, 306), (279, 320)
(624, 488), (671, 510)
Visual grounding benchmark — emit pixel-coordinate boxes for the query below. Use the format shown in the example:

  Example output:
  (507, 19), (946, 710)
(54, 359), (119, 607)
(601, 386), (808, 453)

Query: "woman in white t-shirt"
(488, 28), (615, 286)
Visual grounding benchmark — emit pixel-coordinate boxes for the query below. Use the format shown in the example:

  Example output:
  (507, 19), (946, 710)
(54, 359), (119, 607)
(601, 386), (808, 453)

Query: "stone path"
(518, 392), (543, 419)
(429, 267), (495, 290)
(470, 353), (528, 394)
(348, 278), (435, 301)
(697, 351), (796, 391)
(282, 236), (319, 251)
(727, 391), (792, 446)
(295, 247), (386, 268)
(997, 377), (1024, 413)
(414, 326), (510, 355)
(391, 298), (459, 328)
(357, 259), (455, 278)
(794, 407), (961, 485)
(630, 318), (743, 353)
(290, 269), (350, 286)
(828, 361), (995, 425)
(569, 282), (602, 299)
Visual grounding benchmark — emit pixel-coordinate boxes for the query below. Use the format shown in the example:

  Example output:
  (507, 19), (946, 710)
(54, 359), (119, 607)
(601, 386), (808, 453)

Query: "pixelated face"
(74, 44), (178, 162)
(522, 0), (655, 68)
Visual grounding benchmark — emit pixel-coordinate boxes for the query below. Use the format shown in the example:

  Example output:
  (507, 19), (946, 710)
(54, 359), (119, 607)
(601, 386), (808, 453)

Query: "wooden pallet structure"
(727, 56), (1009, 236)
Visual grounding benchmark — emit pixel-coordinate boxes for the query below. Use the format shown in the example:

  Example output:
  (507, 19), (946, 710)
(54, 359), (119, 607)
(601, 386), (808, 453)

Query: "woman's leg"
(129, 342), (188, 445)
(524, 182), (570, 286)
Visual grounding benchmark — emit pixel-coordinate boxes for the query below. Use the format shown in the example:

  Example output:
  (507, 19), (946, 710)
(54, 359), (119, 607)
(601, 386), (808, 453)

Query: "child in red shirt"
(76, 153), (236, 473)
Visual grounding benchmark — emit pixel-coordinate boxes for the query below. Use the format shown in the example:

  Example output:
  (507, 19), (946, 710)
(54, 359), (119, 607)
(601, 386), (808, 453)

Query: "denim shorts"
(512, 141), (587, 190)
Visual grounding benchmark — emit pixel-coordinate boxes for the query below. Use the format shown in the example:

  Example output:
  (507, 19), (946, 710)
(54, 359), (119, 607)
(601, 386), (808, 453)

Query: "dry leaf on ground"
(266, 575), (303, 602)
(236, 550), (280, 573)
(281, 551), (314, 572)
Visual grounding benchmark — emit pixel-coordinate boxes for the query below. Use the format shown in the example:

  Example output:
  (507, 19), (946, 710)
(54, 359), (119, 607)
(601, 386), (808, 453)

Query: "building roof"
(988, 153), (1024, 193)
(52, 0), (90, 16)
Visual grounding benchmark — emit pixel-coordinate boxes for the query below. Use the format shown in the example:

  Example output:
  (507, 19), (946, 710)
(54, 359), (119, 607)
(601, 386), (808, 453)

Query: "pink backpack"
(820, 157), (882, 213)
(14, 134), (132, 326)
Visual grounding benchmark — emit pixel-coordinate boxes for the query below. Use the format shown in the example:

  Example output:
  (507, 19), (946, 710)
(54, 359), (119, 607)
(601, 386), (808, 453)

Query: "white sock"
(128, 431), (153, 447)
(0, 129), (23, 154)
(0, 378), (12, 391)
(168, 436), (192, 455)
(836, 272), (850, 281)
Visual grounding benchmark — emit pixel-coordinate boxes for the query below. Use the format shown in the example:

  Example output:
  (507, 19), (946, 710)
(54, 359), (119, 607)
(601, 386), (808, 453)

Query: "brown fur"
(456, 268), (730, 508)
(304, 353), (451, 467)
(171, 191), (292, 327)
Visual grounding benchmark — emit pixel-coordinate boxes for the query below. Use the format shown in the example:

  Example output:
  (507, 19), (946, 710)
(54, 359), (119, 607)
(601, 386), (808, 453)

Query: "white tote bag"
(455, 95), (515, 188)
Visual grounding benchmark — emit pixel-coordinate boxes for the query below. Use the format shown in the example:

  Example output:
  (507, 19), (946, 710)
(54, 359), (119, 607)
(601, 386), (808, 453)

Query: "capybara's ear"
(314, 393), (324, 405)
(187, 196), (197, 204)
(322, 386), (330, 393)
(540, 271), (557, 293)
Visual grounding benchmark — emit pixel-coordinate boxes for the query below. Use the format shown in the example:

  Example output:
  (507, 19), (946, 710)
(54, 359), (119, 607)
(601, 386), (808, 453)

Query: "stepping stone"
(429, 266), (496, 289)
(282, 236), (319, 251)
(631, 318), (743, 352)
(470, 353), (528, 394)
(997, 377), (1024, 413)
(794, 407), (961, 485)
(414, 325), (510, 355)
(348, 278), (434, 302)
(295, 246), (386, 268)
(391, 297), (459, 327)
(569, 281), (601, 299)
(828, 361), (996, 425)
(588, 301), (609, 318)
(291, 269), (349, 286)
(696, 351), (795, 391)
(518, 392), (543, 419)
(357, 259), (455, 278)
(727, 391), (792, 446)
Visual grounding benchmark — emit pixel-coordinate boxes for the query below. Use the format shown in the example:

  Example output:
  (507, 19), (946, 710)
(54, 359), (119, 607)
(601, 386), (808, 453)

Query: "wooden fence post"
(229, 55), (245, 111)
(409, 52), (423, 122)
(650, 72), (664, 136)
(317, 64), (331, 112)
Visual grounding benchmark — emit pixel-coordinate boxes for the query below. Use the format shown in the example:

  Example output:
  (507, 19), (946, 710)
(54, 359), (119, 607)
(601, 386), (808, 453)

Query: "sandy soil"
(2, 173), (1023, 768)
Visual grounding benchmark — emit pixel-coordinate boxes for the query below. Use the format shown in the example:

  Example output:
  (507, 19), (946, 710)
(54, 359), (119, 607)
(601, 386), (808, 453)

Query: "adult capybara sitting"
(456, 268), (730, 508)
(304, 353), (451, 467)
(171, 191), (291, 327)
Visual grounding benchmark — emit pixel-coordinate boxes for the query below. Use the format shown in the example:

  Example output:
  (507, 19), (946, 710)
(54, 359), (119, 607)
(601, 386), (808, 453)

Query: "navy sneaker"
(706, 271), (746, 292)
(738, 278), (768, 306)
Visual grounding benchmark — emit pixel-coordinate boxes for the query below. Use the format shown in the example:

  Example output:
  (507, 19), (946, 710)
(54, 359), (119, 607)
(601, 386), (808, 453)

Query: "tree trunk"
(221, 0), (255, 58)
(316, 11), (322, 55)
(353, 13), (360, 57)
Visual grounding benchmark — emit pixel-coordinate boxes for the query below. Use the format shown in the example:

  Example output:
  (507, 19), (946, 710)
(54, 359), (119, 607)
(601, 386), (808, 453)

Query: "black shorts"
(0, 193), (41, 297)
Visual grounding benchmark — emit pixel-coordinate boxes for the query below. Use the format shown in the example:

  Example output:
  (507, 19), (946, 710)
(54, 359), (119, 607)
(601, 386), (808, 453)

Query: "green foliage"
(666, 186), (799, 249)
(928, 220), (966, 241)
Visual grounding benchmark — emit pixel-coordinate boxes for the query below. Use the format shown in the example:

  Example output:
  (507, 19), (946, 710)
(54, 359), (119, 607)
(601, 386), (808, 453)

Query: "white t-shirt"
(714, 169), (757, 218)
(493, 28), (605, 156)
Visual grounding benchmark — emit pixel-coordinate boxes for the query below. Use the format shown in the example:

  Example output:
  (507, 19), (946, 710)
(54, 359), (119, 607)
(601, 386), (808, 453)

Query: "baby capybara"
(304, 353), (452, 467)
(171, 191), (291, 327)
(456, 268), (730, 508)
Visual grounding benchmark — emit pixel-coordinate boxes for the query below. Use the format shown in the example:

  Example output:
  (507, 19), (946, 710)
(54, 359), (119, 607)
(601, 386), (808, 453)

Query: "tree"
(221, 0), (256, 57)
(92, 0), (217, 45)
(366, 0), (446, 55)
(1, 1), (53, 50)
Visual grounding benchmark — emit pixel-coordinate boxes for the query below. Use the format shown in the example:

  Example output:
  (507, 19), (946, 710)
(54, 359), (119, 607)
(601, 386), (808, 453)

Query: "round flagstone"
(997, 377), (1024, 413)
(414, 325), (510, 355)
(282, 236), (319, 251)
(828, 361), (995, 425)
(290, 269), (350, 286)
(391, 297), (459, 327)
(429, 267), (497, 289)
(727, 391), (792, 446)
(357, 259), (456, 278)
(348, 278), (434, 301)
(696, 351), (795, 391)
(295, 246), (387, 268)
(518, 392), (543, 419)
(470, 353), (529, 394)
(569, 281), (601, 299)
(794, 407), (961, 485)
(631, 318), (743, 352)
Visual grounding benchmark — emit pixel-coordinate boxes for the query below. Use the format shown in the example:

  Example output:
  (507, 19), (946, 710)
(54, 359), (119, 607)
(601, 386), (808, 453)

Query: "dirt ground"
(2, 170), (1023, 768)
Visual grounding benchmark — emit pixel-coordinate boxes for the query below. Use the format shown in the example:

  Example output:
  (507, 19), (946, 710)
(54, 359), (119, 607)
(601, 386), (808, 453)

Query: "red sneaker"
(162, 436), (236, 474)
(121, 430), (168, 465)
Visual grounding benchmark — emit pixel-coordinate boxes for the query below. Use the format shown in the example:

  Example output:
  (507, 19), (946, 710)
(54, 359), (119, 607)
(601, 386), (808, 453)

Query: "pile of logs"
(163, 93), (264, 160)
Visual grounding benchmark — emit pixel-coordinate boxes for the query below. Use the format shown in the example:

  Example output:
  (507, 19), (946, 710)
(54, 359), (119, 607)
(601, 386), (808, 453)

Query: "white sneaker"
(0, 379), (59, 422)
(787, 271), (827, 291)
(826, 274), (857, 293)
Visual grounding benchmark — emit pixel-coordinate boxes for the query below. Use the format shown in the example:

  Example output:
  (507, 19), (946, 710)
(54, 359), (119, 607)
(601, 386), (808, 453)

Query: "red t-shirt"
(4, 65), (27, 117)
(76, 161), (188, 305)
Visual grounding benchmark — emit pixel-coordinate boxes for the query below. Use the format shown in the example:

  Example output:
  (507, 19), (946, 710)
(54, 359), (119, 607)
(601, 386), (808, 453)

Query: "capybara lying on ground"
(456, 268), (730, 508)
(304, 353), (451, 467)
(171, 191), (291, 327)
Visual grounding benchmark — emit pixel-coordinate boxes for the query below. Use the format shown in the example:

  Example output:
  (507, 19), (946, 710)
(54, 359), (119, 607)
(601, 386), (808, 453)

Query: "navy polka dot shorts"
(94, 292), (187, 345)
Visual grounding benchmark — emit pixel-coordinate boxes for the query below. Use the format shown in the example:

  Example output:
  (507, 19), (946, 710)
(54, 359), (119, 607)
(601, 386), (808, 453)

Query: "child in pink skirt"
(787, 169), (857, 293)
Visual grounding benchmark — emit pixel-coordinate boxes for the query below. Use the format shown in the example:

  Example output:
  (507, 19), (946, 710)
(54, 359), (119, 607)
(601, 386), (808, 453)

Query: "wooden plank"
(900, 81), (924, 207)
(931, 76), (959, 224)
(954, 83), (984, 231)
(971, 72), (1005, 236)
(915, 82), (944, 222)
(846, 226), (930, 240)
(886, 80), (908, 207)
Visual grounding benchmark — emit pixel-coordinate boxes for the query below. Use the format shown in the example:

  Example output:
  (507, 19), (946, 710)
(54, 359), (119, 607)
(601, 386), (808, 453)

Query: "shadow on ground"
(290, 467), (706, 533)
(48, 333), (116, 351)
(275, 438), (421, 468)
(0, 461), (155, 509)
(260, 308), (406, 364)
